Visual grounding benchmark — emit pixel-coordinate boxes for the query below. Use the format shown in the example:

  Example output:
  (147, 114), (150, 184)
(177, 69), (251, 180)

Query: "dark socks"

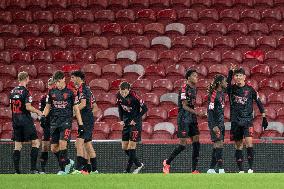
(125, 150), (133, 172)
(13, 150), (21, 174)
(215, 148), (223, 169)
(90, 157), (97, 172)
(30, 147), (39, 171)
(54, 152), (64, 171)
(247, 147), (254, 170)
(40, 151), (48, 172)
(235, 150), (244, 171)
(76, 156), (86, 171)
(59, 150), (70, 170)
(128, 149), (142, 167)
(209, 148), (217, 169)
(166, 145), (186, 165)
(192, 142), (200, 172)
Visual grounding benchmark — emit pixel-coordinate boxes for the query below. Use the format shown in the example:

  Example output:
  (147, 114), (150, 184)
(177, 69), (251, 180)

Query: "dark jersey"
(46, 86), (77, 125)
(178, 83), (197, 122)
(117, 91), (148, 125)
(227, 70), (265, 123)
(77, 83), (95, 121)
(10, 86), (33, 120)
(39, 94), (47, 112)
(207, 90), (225, 129)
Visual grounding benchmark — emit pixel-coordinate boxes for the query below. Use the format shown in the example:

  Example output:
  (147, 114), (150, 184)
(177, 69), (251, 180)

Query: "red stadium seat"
(214, 36), (235, 51)
(168, 107), (178, 123)
(188, 65), (208, 79)
(212, 0), (234, 9)
(146, 107), (168, 125)
(270, 24), (284, 36)
(0, 65), (17, 80)
(152, 79), (173, 96)
(109, 79), (127, 93)
(18, 65), (37, 78)
(255, 107), (276, 120)
(102, 64), (123, 81)
(19, 25), (39, 37)
(93, 122), (110, 140)
(108, 122), (123, 139)
(250, 64), (271, 81)
(200, 51), (221, 66)
(37, 64), (57, 81)
(259, 79), (280, 95)
(219, 9), (239, 24)
(171, 36), (192, 54)
(67, 0), (88, 9)
(123, 23), (144, 37)
(40, 24), (60, 37)
(52, 50), (73, 64)
(60, 24), (80, 37)
(267, 92), (284, 109)
(0, 81), (3, 92)
(88, 37), (108, 51)
(141, 93), (159, 108)
(47, 0), (67, 9)
(11, 51), (31, 64)
(128, 0), (149, 9)
(166, 64), (186, 81)
(81, 24), (101, 37)
(5, 38), (25, 50)
(53, 10), (73, 23)
(129, 36), (150, 51)
(116, 9), (135, 25)
(196, 79), (211, 92)
(271, 65), (284, 81)
(235, 36), (255, 53)
(25, 38), (45, 50)
(81, 64), (101, 83)
(95, 50), (115, 66)
(109, 36), (129, 52)
(0, 93), (9, 106)
(179, 50), (200, 66)
(254, 0), (274, 9)
(152, 122), (175, 140)
(141, 122), (153, 139)
(207, 23), (227, 36)
(191, 0), (211, 9)
(116, 50), (137, 67)
(88, 0), (108, 10)
(227, 23), (248, 37)
(151, 36), (171, 52)
(46, 37), (66, 50)
(31, 51), (52, 64)
(170, 0), (190, 9)
(144, 23), (165, 40)
(159, 93), (178, 109)
(157, 9), (177, 24)
(185, 23), (206, 36)
(178, 9), (198, 25)
(173, 79), (186, 91)
(149, 0), (170, 9)
(136, 9), (156, 24)
(0, 25), (19, 37)
(165, 23), (186, 39)
(208, 64), (228, 77)
(137, 50), (158, 66)
(158, 50), (178, 67)
(102, 23), (122, 38)
(96, 93), (117, 111)
(89, 79), (110, 93)
(144, 64), (166, 81)
(276, 108), (284, 120)
(261, 9), (282, 24)
(0, 51), (10, 64)
(73, 10), (94, 23)
(95, 10), (115, 23)
(6, 0), (26, 10)
(221, 50), (243, 65)
(0, 11), (12, 24)
(102, 107), (120, 124)
(132, 79), (152, 93)
(248, 23), (269, 36)
(199, 9), (219, 24)
(73, 50), (94, 65)
(3, 79), (18, 93)
(29, 79), (45, 92)
(256, 36), (277, 51)
(193, 36), (213, 51)
(123, 64), (144, 81)
(12, 11), (32, 24)
(240, 9), (261, 24)
(108, 0), (128, 10)
(246, 79), (259, 91)
(66, 37), (88, 49)
(33, 11), (53, 24)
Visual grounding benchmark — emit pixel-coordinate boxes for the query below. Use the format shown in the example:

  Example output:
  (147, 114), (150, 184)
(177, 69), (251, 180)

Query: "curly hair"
(207, 75), (226, 95)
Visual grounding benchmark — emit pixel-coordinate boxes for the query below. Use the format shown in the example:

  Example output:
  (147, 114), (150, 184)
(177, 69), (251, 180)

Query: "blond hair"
(18, 71), (29, 82)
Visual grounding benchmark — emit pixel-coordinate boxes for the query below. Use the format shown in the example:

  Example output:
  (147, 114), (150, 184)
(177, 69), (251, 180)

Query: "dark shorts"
(230, 121), (253, 141)
(42, 126), (51, 141)
(50, 120), (72, 144)
(78, 122), (94, 143)
(122, 122), (142, 142)
(209, 124), (225, 142)
(12, 123), (38, 142)
(177, 112), (199, 138)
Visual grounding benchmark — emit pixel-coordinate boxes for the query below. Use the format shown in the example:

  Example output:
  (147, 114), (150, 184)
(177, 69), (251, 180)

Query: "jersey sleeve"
(207, 92), (217, 129)
(116, 93), (124, 121)
(24, 90), (33, 104)
(39, 95), (46, 111)
(180, 84), (188, 101)
(133, 93), (148, 118)
(46, 90), (52, 104)
(251, 87), (265, 114)
(226, 70), (233, 94)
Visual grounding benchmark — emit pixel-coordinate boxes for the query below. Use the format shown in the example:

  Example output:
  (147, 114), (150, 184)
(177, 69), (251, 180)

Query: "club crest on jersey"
(244, 90), (249, 96)
(63, 93), (68, 100)
(51, 94), (56, 98)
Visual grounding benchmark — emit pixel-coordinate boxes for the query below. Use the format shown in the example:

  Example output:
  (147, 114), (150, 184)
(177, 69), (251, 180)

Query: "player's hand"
(37, 111), (42, 117)
(230, 63), (237, 71)
(129, 120), (136, 126)
(119, 121), (125, 126)
(40, 115), (46, 128)
(213, 126), (220, 135)
(78, 124), (84, 136)
(262, 117), (268, 130)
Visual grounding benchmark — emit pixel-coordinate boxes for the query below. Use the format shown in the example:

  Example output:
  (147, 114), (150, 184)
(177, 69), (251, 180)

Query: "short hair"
(234, 68), (246, 75)
(119, 81), (131, 90)
(185, 69), (197, 79)
(70, 70), (85, 80)
(53, 70), (65, 81)
(18, 71), (29, 82)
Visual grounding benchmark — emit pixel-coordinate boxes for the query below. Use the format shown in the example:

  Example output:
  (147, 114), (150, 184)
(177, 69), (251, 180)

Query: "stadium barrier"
(0, 140), (283, 174)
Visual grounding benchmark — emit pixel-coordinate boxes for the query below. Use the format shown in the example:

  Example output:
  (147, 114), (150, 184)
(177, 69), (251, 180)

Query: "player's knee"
(215, 141), (223, 148)
(192, 135), (199, 142)
(59, 140), (67, 150)
(127, 142), (137, 150)
(179, 139), (187, 145)
(31, 139), (40, 148)
(14, 143), (22, 151)
(51, 145), (59, 153)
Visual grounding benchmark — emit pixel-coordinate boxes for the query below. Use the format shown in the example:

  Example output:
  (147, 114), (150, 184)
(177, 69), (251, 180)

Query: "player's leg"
(191, 134), (200, 173)
(215, 140), (224, 173)
(244, 125), (254, 173)
(122, 125), (133, 173)
(75, 137), (86, 171)
(128, 141), (143, 174)
(39, 127), (50, 173)
(26, 124), (40, 173)
(50, 127), (63, 172)
(231, 123), (245, 173)
(13, 141), (22, 174)
(85, 142), (98, 173)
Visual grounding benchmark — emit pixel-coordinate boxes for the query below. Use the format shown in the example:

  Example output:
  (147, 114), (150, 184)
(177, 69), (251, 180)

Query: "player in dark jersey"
(206, 75), (227, 174)
(117, 82), (148, 174)
(227, 65), (268, 173)
(41, 71), (84, 175)
(163, 69), (207, 174)
(10, 71), (42, 174)
(70, 70), (100, 174)
(38, 78), (55, 173)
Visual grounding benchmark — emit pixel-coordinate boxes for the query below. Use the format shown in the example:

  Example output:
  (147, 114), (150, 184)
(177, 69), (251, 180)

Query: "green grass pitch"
(0, 173), (283, 189)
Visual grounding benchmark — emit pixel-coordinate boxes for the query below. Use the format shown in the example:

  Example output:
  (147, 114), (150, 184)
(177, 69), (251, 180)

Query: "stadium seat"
(261, 9), (282, 24)
(159, 93), (178, 110)
(53, 11), (73, 23)
(152, 79), (173, 96)
(178, 9), (198, 25)
(116, 50), (137, 67)
(152, 122), (175, 140)
(19, 24), (39, 37)
(129, 36), (150, 51)
(136, 9), (156, 24)
(151, 36), (171, 52)
(256, 36), (277, 51)
(12, 11), (32, 24)
(3, 79), (18, 93)
(219, 9), (239, 24)
(191, 0), (211, 9)
(248, 23), (269, 36)
(173, 79), (186, 91)
(259, 79), (280, 95)
(157, 9), (177, 24)
(81, 24), (101, 37)
(123, 64), (144, 81)
(109, 79), (127, 93)
(255, 107), (276, 120)
(200, 51), (221, 66)
(171, 36), (192, 54)
(28, 79), (45, 92)
(25, 38), (45, 50)
(137, 50), (158, 66)
(185, 23), (206, 36)
(166, 64), (186, 81)
(32, 11), (53, 24)
(165, 23), (186, 39)
(1, 122), (13, 139)
(0, 51), (10, 64)
(276, 107), (284, 120)
(93, 122), (110, 140)
(240, 9), (261, 24)
(123, 23), (144, 37)
(11, 51), (31, 64)
(0, 93), (9, 106)
(207, 23), (227, 36)
(0, 25), (18, 37)
(227, 23), (248, 38)
(102, 23), (122, 38)
(37, 64), (57, 82)
(18, 65), (37, 78)
(196, 79), (211, 92)
(31, 51), (52, 64)
(0, 11), (12, 24)
(270, 24), (284, 36)
(250, 64), (271, 81)
(87, 0), (108, 10)
(88, 37), (108, 51)
(66, 37), (88, 49)
(89, 79), (110, 93)
(167, 107), (178, 124)
(6, 0), (26, 10)
(144, 23), (165, 40)
(60, 24), (80, 37)
(221, 50), (243, 65)
(261, 122), (283, 138)
(246, 79), (259, 91)
(263, 51), (284, 67)
(0, 81), (3, 92)
(158, 50), (178, 67)
(187, 65), (208, 79)
(254, 0), (274, 9)
(95, 50), (115, 66)
(96, 93), (117, 111)
(109, 36), (129, 52)
(81, 64), (101, 83)
(144, 64), (166, 81)
(108, 0), (128, 11)
(46, 37), (66, 49)
(95, 10), (115, 23)
(208, 64), (228, 77)
(132, 79), (152, 94)
(102, 107), (120, 124)
(141, 93), (159, 108)
(52, 50), (73, 64)
(271, 64), (284, 81)
(141, 122), (153, 139)
(5, 38), (25, 50)
(213, 36), (235, 51)
(73, 10), (94, 23)
(108, 122), (123, 140)
(47, 0), (67, 9)
(73, 50), (94, 65)
(66, 0), (88, 9)
(146, 108), (168, 125)
(179, 50), (200, 66)
(32, 92), (44, 107)
(235, 36), (256, 53)
(40, 24), (60, 37)
(267, 92), (284, 109)
(102, 64), (123, 81)
(199, 9), (219, 24)
(193, 36), (213, 51)
(115, 9), (135, 25)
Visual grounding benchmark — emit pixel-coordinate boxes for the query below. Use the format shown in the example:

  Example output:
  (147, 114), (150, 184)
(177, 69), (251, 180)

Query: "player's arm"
(78, 99), (86, 110)
(252, 88), (268, 129)
(181, 100), (204, 116)
(92, 102), (100, 115)
(26, 103), (42, 116)
(73, 104), (83, 125)
(42, 92), (52, 117)
(226, 65), (235, 94)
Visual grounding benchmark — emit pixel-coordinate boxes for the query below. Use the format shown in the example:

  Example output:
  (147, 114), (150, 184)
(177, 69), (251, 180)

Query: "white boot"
(207, 169), (216, 174)
(248, 169), (254, 174)
(219, 169), (225, 174)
